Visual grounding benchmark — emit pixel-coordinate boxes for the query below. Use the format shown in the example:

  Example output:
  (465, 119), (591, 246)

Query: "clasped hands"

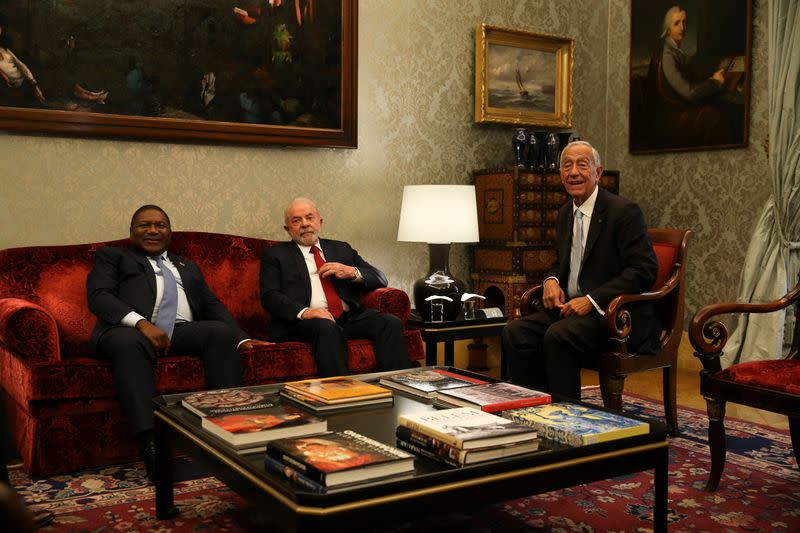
(135, 319), (271, 355)
(542, 278), (593, 318)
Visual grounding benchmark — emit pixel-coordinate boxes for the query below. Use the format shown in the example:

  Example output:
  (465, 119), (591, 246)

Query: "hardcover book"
(201, 402), (327, 450)
(435, 382), (552, 413)
(503, 403), (650, 446)
(397, 407), (537, 450)
(379, 369), (488, 398)
(266, 430), (415, 487)
(279, 388), (393, 412)
(182, 387), (276, 417)
(283, 376), (392, 404)
(395, 425), (539, 466)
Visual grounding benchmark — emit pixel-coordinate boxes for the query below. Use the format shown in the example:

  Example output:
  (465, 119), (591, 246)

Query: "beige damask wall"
(0, 0), (767, 315)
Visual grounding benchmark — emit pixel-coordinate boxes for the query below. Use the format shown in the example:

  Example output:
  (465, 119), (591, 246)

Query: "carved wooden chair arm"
(519, 284), (544, 317)
(604, 267), (682, 341)
(688, 278), (800, 373)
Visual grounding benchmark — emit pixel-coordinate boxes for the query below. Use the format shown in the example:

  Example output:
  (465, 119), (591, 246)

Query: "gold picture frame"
(474, 24), (573, 128)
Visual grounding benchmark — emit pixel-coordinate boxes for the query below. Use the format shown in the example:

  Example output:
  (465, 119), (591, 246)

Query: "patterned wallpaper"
(0, 0), (768, 316)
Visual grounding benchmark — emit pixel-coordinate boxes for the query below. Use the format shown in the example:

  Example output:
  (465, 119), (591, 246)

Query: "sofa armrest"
(0, 298), (61, 362)
(360, 288), (411, 324)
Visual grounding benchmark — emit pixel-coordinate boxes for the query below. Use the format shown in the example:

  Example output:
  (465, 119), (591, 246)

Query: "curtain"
(722, 0), (800, 367)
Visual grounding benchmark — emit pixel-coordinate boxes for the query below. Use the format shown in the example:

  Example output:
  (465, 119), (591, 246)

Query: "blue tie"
(567, 210), (584, 298)
(153, 255), (178, 338)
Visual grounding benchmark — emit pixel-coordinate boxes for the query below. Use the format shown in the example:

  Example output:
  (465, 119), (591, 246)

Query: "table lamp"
(397, 185), (480, 322)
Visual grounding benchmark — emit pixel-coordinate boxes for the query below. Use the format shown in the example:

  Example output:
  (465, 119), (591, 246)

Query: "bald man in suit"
(259, 198), (410, 376)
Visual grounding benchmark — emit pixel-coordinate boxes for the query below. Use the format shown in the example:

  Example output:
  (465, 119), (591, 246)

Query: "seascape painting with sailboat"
(487, 44), (555, 113)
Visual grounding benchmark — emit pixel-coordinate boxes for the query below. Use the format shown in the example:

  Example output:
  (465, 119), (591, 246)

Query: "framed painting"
(0, 0), (357, 148)
(629, 0), (752, 153)
(474, 24), (573, 128)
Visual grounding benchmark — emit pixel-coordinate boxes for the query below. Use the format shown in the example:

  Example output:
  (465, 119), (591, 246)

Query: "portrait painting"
(475, 25), (573, 128)
(0, 0), (357, 147)
(629, 0), (752, 153)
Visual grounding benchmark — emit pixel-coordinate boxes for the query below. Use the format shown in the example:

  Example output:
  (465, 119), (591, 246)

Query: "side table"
(405, 316), (507, 374)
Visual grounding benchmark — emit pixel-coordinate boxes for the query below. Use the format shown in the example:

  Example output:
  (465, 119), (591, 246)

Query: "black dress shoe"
(32, 509), (55, 529)
(140, 438), (157, 484)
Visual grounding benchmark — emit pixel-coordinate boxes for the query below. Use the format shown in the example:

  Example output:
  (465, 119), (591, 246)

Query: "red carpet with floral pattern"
(10, 388), (800, 532)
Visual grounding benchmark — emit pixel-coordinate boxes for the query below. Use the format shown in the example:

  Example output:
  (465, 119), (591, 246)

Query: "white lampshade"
(396, 185), (480, 244)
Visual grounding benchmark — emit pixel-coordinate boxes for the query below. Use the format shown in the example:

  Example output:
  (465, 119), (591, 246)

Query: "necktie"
(153, 255), (178, 337)
(310, 245), (344, 318)
(567, 210), (584, 298)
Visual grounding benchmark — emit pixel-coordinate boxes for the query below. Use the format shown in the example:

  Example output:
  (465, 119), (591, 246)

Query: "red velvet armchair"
(689, 273), (800, 491)
(0, 232), (424, 475)
(519, 228), (694, 436)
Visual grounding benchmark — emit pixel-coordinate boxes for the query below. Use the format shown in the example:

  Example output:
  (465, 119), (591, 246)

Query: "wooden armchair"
(688, 274), (800, 491)
(519, 228), (694, 436)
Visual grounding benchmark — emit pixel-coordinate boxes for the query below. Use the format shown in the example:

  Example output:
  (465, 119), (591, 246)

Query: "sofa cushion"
(715, 359), (800, 395)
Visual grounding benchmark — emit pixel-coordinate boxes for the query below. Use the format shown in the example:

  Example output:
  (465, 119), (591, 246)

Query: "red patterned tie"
(310, 245), (344, 318)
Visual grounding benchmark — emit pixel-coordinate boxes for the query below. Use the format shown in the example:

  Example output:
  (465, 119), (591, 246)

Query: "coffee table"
(153, 368), (669, 532)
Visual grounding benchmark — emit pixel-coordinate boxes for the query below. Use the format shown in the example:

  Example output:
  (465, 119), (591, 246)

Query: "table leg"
(425, 341), (438, 366)
(444, 341), (455, 367)
(154, 417), (179, 519)
(653, 448), (668, 533)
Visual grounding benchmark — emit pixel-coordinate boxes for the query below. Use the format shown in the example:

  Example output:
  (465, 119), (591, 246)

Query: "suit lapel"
(582, 188), (607, 265)
(288, 242), (312, 302)
(129, 247), (157, 296)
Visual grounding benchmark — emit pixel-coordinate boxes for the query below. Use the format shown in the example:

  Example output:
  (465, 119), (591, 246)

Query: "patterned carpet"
(9, 388), (800, 532)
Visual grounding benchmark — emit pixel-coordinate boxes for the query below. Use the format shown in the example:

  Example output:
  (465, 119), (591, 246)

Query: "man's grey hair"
(560, 140), (601, 168)
(284, 197), (320, 223)
(661, 6), (686, 39)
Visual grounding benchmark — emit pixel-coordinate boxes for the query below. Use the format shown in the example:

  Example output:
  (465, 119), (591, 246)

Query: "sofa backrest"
(0, 232), (279, 358)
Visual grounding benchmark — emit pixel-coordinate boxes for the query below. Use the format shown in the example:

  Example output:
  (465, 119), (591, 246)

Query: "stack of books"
(396, 407), (539, 467)
(280, 376), (393, 412)
(379, 368), (488, 398)
(182, 389), (327, 453)
(265, 430), (415, 491)
(503, 403), (650, 446)
(435, 382), (552, 413)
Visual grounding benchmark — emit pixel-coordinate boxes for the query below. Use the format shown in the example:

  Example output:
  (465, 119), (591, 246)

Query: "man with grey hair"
(502, 141), (660, 399)
(259, 198), (410, 376)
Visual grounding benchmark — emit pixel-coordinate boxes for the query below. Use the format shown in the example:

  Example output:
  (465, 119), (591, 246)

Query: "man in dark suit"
(86, 205), (270, 482)
(260, 198), (411, 376)
(502, 141), (659, 399)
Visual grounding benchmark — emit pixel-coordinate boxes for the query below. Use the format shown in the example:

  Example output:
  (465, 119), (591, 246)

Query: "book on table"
(503, 402), (650, 446)
(201, 400), (327, 452)
(182, 387), (278, 417)
(435, 382), (552, 413)
(378, 368), (488, 398)
(397, 407), (537, 450)
(395, 425), (539, 467)
(265, 430), (414, 487)
(282, 376), (392, 404)
(279, 388), (393, 412)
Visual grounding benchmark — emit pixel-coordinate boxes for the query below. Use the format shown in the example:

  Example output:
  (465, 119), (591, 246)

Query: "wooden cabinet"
(471, 167), (619, 318)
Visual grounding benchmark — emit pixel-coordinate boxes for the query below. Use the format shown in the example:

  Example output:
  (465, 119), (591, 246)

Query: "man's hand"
(542, 278), (565, 309)
(711, 69), (726, 84)
(318, 262), (357, 280)
(301, 308), (336, 322)
(239, 339), (273, 350)
(558, 296), (594, 318)
(135, 319), (170, 355)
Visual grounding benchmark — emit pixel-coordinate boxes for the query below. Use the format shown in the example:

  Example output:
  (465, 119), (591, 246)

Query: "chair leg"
(705, 398), (727, 492)
(662, 366), (678, 437)
(790, 416), (800, 471)
(599, 373), (624, 412)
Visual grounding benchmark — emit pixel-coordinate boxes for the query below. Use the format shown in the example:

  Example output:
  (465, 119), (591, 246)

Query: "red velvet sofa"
(0, 232), (424, 475)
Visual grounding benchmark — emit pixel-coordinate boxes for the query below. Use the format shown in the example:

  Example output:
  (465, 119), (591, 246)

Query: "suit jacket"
(259, 239), (387, 339)
(547, 188), (660, 348)
(86, 246), (248, 346)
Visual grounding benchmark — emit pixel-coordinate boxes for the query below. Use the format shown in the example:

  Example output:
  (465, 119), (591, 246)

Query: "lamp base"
(412, 271), (465, 322)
